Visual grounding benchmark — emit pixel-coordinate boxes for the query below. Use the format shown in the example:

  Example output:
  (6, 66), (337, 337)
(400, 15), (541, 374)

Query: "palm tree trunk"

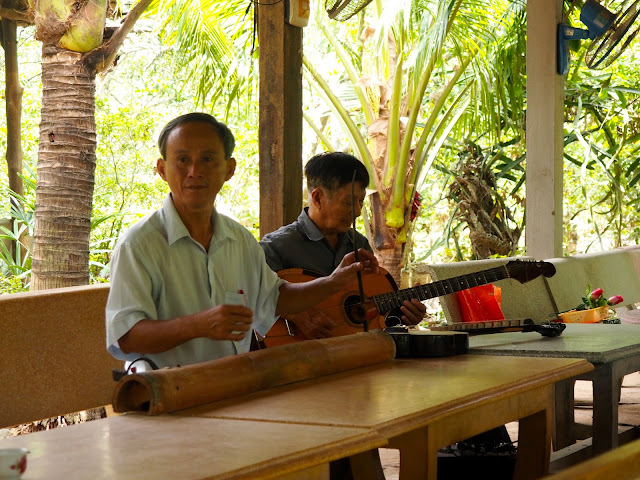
(369, 192), (405, 283)
(2, 13), (25, 262)
(31, 45), (96, 289)
(375, 241), (404, 285)
(2, 15), (24, 200)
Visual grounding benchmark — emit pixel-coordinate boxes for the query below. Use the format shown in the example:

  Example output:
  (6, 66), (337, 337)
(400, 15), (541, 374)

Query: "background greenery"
(1, 0), (639, 293)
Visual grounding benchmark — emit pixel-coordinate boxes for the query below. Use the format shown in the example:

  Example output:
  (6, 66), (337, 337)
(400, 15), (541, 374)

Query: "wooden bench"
(0, 284), (123, 429)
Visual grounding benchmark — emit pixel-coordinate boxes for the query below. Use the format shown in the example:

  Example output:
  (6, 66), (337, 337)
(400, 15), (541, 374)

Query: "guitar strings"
(351, 170), (368, 332)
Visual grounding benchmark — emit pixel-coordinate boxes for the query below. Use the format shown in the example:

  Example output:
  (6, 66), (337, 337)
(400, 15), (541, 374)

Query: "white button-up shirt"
(106, 195), (284, 369)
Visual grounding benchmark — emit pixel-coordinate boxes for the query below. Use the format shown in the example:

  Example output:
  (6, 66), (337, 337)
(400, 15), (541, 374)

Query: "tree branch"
(83, 0), (152, 73)
(0, 7), (34, 24)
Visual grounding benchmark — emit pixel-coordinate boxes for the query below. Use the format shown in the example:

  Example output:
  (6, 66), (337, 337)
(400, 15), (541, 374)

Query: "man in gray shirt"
(260, 152), (426, 340)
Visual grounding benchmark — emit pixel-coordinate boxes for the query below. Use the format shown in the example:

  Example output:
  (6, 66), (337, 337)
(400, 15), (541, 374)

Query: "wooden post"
(258, 1), (304, 237)
(526, 0), (565, 259)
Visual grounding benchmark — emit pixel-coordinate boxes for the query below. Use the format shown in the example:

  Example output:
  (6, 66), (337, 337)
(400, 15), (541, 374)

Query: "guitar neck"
(371, 265), (510, 314)
(430, 318), (529, 333)
(428, 318), (566, 337)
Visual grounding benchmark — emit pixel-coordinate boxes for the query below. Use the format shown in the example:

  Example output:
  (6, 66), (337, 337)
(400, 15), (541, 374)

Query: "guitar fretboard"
(430, 319), (527, 331)
(427, 318), (566, 337)
(371, 265), (509, 314)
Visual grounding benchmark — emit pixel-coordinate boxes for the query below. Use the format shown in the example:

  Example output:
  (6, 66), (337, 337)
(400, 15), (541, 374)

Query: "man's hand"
(400, 298), (427, 325)
(328, 248), (379, 289)
(276, 249), (379, 317)
(285, 310), (337, 340)
(197, 304), (254, 341)
(118, 304), (255, 355)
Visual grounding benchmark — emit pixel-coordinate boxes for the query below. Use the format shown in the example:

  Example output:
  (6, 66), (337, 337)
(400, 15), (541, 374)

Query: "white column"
(526, 0), (565, 259)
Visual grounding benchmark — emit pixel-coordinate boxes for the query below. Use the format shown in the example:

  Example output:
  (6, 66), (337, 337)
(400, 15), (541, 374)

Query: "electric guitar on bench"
(263, 259), (562, 348)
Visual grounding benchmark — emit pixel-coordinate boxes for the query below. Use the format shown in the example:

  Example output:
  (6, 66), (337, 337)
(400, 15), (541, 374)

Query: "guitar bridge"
(283, 319), (294, 336)
(265, 318), (296, 338)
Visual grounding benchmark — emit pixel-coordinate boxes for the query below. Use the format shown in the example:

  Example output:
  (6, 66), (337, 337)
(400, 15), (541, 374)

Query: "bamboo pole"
(113, 330), (396, 415)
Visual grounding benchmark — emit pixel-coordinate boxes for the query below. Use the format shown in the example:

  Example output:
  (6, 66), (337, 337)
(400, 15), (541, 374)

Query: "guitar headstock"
(506, 260), (556, 284)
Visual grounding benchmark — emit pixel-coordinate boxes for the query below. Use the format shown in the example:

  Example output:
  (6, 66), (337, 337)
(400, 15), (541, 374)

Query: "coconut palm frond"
(151, 0), (254, 107)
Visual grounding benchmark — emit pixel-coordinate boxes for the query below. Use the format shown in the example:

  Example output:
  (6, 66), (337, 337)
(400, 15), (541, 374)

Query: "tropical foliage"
(1, 0), (640, 293)
(0, 0), (157, 290)
(147, 0), (256, 109)
(562, 60), (640, 253)
(301, 0), (528, 279)
(0, 172), (34, 289)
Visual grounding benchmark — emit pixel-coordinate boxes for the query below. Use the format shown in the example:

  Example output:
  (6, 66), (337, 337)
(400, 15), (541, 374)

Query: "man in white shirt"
(106, 113), (378, 369)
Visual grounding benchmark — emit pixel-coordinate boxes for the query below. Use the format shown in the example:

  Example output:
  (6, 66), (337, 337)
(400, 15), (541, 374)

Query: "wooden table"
(175, 355), (593, 480)
(545, 436), (640, 480)
(0, 413), (385, 480)
(468, 323), (640, 455)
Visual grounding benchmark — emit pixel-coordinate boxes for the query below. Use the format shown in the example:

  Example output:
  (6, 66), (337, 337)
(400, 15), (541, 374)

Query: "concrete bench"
(0, 284), (122, 429)
(414, 246), (640, 325)
(546, 247), (640, 321)
(414, 256), (557, 324)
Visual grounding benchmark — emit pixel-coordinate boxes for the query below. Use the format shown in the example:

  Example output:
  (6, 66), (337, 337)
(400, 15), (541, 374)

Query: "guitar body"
(264, 268), (399, 348)
(262, 259), (558, 349)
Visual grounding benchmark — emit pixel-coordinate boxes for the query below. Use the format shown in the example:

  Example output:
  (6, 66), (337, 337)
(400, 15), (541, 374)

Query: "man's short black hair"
(157, 112), (236, 159)
(305, 152), (369, 193)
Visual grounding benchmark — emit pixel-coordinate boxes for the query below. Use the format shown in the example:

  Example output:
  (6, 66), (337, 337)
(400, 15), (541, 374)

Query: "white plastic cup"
(0, 448), (29, 479)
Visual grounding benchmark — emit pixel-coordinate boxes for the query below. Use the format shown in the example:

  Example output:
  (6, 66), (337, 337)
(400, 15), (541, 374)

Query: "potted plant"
(559, 286), (624, 323)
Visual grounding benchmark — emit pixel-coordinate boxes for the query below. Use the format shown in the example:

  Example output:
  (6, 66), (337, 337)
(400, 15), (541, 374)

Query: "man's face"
(157, 122), (235, 215)
(316, 182), (367, 234)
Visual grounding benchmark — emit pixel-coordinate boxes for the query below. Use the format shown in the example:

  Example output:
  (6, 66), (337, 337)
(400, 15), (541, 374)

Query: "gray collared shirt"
(259, 208), (372, 276)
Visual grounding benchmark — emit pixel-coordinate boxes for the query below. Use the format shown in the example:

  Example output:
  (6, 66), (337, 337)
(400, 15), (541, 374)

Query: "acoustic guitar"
(263, 259), (557, 348)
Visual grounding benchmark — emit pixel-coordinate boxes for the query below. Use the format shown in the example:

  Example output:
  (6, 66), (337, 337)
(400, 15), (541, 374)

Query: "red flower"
(589, 288), (604, 302)
(410, 192), (422, 221)
(608, 295), (624, 306)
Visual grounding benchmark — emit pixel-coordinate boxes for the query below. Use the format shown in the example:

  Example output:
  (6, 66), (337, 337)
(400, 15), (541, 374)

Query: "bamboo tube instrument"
(112, 330), (396, 415)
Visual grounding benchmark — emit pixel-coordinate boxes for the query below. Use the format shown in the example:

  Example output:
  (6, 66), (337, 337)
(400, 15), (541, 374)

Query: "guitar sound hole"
(343, 294), (367, 326)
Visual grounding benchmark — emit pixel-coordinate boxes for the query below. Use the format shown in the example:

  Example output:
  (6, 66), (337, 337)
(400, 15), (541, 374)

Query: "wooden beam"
(525, 0), (565, 259)
(258, 1), (303, 237)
